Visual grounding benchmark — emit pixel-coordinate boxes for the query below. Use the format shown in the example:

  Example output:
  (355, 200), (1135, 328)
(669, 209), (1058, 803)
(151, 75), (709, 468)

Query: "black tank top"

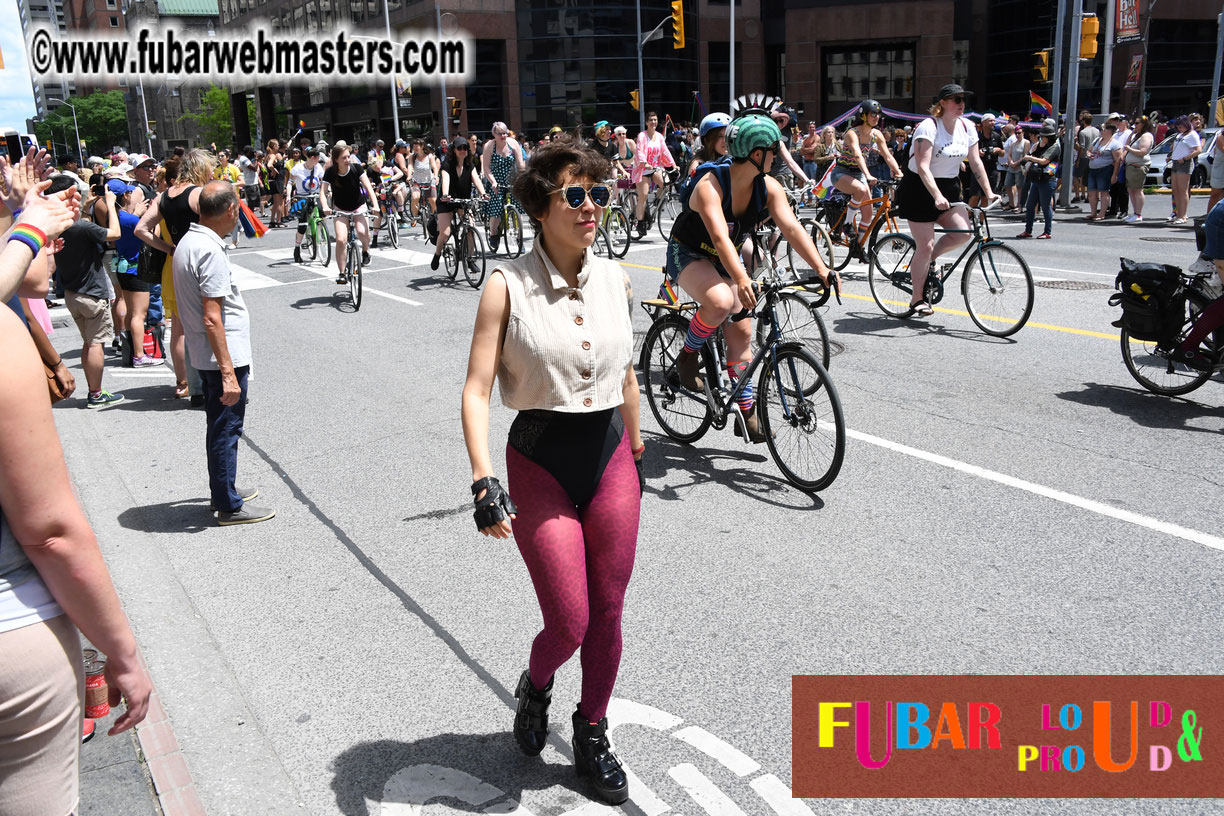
(445, 164), (475, 199)
(669, 163), (769, 262)
(161, 186), (199, 245)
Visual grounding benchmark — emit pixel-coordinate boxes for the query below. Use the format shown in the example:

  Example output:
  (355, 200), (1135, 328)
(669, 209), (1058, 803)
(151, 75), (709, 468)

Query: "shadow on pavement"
(289, 294), (357, 313)
(331, 733), (593, 816)
(830, 309), (1016, 344)
(117, 498), (214, 534)
(1055, 382), (1224, 432)
(643, 433), (825, 511)
(105, 384), (196, 413)
(405, 274), (471, 293)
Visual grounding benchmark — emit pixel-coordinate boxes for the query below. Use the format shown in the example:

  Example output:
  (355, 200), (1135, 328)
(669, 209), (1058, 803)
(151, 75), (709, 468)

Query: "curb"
(133, 653), (206, 816)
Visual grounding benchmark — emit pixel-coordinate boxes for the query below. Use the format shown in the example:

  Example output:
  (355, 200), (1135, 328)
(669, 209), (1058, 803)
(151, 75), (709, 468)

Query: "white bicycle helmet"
(699, 112), (731, 137)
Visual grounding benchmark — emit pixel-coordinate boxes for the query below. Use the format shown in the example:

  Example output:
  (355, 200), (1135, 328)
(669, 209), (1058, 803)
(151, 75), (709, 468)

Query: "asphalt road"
(49, 193), (1223, 816)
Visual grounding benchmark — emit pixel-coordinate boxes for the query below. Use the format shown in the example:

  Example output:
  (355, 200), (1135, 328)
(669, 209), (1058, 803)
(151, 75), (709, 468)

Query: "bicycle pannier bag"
(1109, 258), (1184, 342)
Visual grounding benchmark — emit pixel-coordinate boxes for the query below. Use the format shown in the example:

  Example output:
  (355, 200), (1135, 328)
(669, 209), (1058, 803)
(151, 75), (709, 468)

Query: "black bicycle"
(640, 276), (846, 492)
(1117, 268), (1223, 396)
(868, 199), (1034, 337)
(439, 196), (488, 288)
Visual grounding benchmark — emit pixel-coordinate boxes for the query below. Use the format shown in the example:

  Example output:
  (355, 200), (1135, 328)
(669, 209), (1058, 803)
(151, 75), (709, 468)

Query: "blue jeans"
(1025, 176), (1056, 235)
(201, 366), (250, 513)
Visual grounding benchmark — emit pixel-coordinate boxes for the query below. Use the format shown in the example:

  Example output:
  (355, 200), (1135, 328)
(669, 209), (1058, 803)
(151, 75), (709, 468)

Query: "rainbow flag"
(813, 164), (835, 200)
(658, 277), (679, 305)
(1030, 91), (1053, 118)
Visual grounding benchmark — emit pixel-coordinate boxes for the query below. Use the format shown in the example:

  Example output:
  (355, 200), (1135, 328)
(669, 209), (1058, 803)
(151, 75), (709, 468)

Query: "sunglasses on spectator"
(947, 96), (966, 104)
(454, 144), (469, 150)
(551, 183), (611, 208)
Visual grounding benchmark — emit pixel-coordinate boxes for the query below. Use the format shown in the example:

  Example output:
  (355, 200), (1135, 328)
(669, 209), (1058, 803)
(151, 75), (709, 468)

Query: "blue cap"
(106, 178), (136, 195)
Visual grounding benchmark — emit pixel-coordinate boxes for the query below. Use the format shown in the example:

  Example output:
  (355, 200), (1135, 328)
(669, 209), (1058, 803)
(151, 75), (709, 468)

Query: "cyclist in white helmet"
(688, 112), (731, 175)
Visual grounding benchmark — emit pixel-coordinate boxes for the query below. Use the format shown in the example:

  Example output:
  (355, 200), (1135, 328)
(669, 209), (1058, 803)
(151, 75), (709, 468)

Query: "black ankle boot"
(571, 705), (628, 805)
(513, 670), (553, 756)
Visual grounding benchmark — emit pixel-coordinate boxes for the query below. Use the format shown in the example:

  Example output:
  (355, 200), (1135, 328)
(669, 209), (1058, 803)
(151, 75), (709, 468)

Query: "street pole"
(635, 0), (645, 134)
(1211, 13), (1223, 126)
(52, 100), (84, 165)
(729, 3), (735, 110)
(1060, 0), (1083, 209)
(1135, 0), (1157, 115)
(437, 5), (448, 142)
(1052, 0), (1067, 124)
(384, 0), (400, 142)
(1102, 0), (1115, 114)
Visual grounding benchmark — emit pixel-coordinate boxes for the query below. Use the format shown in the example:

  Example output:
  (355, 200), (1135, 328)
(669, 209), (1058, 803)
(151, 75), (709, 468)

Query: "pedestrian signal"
(671, 0), (685, 49)
(630, 90), (640, 111)
(449, 97), (462, 119)
(1032, 50), (1050, 83)
(1080, 14), (1099, 60)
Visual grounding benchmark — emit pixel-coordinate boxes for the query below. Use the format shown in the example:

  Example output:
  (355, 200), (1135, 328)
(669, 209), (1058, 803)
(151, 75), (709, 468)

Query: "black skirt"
(897, 171), (962, 223)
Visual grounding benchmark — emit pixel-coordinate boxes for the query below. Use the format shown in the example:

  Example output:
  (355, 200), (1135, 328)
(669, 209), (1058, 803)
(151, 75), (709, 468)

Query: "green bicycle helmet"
(726, 115), (782, 159)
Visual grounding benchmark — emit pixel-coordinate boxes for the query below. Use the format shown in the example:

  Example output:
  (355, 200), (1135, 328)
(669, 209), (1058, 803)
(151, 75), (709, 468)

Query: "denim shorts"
(830, 165), (864, 185)
(665, 239), (729, 283)
(1171, 158), (1192, 175)
(1087, 165), (1114, 192)
(1004, 169), (1023, 188)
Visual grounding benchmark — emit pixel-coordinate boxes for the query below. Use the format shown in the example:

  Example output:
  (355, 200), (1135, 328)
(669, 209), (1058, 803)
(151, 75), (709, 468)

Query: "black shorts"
(268, 179), (284, 195)
(897, 172), (963, 223)
(117, 272), (153, 293)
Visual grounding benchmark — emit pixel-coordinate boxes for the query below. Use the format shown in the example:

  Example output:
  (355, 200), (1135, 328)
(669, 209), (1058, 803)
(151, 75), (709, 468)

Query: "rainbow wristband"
(9, 224), (47, 255)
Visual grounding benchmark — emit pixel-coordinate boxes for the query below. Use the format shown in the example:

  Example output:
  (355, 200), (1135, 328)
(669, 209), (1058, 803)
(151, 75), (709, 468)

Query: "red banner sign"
(1125, 55), (1143, 89)
(793, 675), (1222, 798)
(1116, 0), (1142, 43)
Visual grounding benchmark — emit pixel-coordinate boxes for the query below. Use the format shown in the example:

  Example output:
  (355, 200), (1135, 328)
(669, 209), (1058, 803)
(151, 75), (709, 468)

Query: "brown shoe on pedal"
(733, 411), (767, 444)
(675, 350), (704, 391)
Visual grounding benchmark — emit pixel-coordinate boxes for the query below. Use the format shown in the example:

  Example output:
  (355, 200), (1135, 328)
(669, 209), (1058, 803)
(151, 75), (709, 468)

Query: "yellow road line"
(624, 262), (1121, 340)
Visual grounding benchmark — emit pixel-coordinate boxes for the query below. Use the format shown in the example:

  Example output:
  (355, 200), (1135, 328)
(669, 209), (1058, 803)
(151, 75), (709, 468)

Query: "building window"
(823, 43), (914, 105)
(109, 15), (119, 26)
(106, 0), (116, 7)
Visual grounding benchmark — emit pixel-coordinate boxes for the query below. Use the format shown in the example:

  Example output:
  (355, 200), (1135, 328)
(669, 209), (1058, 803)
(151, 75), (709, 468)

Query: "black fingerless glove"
(634, 456), (644, 495)
(472, 476), (518, 530)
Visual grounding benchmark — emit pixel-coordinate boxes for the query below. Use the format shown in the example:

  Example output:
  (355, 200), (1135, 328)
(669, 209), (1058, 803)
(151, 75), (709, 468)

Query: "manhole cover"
(1035, 280), (1112, 290)
(1139, 236), (1195, 243)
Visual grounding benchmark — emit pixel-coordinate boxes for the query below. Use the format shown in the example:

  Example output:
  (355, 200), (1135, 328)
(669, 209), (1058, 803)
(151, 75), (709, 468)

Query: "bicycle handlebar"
(728, 274), (840, 323)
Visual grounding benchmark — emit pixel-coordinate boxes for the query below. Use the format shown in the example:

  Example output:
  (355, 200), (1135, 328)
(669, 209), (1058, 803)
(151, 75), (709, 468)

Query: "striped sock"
(727, 360), (753, 412)
(682, 313), (718, 354)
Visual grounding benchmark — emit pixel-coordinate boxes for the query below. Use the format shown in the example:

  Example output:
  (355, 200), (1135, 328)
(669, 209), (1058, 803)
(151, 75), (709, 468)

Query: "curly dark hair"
(511, 135), (611, 232)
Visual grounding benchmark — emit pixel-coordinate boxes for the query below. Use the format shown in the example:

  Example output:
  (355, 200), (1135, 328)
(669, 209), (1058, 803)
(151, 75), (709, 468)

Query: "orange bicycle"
(812, 179), (903, 272)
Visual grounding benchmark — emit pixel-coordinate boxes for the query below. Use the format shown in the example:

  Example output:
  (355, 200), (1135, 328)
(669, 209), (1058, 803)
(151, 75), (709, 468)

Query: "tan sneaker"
(676, 350), (704, 391)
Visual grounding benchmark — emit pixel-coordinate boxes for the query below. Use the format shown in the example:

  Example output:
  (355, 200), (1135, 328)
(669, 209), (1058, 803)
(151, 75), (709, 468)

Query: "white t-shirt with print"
(908, 116), (978, 178)
(1171, 130), (1202, 161)
(290, 161), (324, 196)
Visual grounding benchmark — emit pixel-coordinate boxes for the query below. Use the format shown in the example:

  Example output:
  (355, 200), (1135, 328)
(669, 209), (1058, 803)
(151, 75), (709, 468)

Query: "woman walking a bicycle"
(460, 137), (644, 806)
(320, 144), (378, 285)
(481, 122), (528, 253)
(665, 114), (837, 442)
(896, 84), (998, 316)
(430, 139), (486, 271)
(832, 99), (903, 237)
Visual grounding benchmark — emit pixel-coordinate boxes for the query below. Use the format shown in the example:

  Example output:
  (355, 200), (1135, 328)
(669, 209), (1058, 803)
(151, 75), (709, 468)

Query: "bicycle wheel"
(961, 243), (1034, 337)
(591, 226), (612, 258)
(1120, 292), (1215, 396)
(776, 226), (833, 307)
(385, 209), (399, 249)
(757, 344), (845, 492)
(657, 189), (682, 242)
(420, 201), (432, 242)
(621, 191), (640, 239)
(607, 208), (631, 258)
(641, 314), (713, 443)
(443, 231), (459, 281)
(305, 221), (319, 261)
(504, 207), (524, 258)
(756, 291), (831, 370)
(348, 245), (363, 310)
(867, 232), (916, 317)
(316, 220), (332, 266)
(463, 225), (487, 288)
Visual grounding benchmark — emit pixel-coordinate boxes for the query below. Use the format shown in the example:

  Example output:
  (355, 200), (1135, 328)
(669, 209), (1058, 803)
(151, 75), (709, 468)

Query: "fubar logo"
(792, 676), (1221, 798)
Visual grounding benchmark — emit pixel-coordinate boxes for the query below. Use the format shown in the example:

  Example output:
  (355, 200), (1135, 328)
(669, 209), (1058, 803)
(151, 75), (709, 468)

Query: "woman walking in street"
(461, 137), (642, 806)
(1122, 116), (1154, 223)
(1015, 123), (1061, 239)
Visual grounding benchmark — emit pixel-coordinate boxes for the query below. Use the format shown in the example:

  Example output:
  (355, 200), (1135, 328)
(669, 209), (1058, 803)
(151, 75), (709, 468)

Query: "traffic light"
(1080, 13), (1099, 59)
(1032, 50), (1050, 83)
(449, 97), (461, 120)
(671, 0), (684, 49)
(630, 90), (639, 111)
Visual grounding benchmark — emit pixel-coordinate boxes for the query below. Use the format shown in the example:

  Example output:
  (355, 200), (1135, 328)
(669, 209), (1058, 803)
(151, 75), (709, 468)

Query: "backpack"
(1109, 258), (1185, 342)
(678, 156), (733, 210)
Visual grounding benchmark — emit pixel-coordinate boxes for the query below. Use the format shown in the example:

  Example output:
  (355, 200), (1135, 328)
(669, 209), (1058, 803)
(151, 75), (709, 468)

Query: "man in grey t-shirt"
(172, 181), (274, 526)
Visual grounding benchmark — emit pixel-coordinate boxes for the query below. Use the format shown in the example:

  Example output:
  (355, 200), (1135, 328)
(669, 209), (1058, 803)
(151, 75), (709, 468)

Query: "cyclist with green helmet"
(665, 113), (837, 443)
